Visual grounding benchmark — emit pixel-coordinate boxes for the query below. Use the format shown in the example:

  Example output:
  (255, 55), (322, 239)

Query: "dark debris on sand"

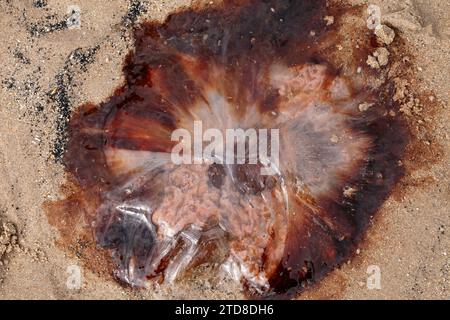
(122, 0), (148, 27)
(49, 46), (100, 162)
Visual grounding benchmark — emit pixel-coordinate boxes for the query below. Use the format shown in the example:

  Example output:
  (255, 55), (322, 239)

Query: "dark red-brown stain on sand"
(46, 0), (410, 298)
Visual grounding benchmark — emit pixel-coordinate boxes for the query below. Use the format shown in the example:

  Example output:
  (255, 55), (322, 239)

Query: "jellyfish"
(47, 0), (409, 298)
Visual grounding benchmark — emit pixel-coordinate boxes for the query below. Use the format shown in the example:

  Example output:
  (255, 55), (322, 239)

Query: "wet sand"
(0, 0), (449, 299)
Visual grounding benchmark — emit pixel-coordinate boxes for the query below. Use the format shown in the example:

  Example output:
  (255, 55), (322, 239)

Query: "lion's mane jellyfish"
(47, 0), (410, 298)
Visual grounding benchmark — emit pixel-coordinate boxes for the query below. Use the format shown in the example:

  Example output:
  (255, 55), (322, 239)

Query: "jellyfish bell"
(46, 0), (412, 298)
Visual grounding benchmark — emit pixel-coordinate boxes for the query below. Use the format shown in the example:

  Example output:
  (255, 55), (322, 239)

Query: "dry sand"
(0, 0), (449, 299)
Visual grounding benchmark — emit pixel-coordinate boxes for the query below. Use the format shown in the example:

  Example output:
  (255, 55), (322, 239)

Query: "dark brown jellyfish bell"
(47, 0), (411, 298)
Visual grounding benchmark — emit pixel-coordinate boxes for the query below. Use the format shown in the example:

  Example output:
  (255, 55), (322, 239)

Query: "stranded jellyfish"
(48, 0), (409, 298)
